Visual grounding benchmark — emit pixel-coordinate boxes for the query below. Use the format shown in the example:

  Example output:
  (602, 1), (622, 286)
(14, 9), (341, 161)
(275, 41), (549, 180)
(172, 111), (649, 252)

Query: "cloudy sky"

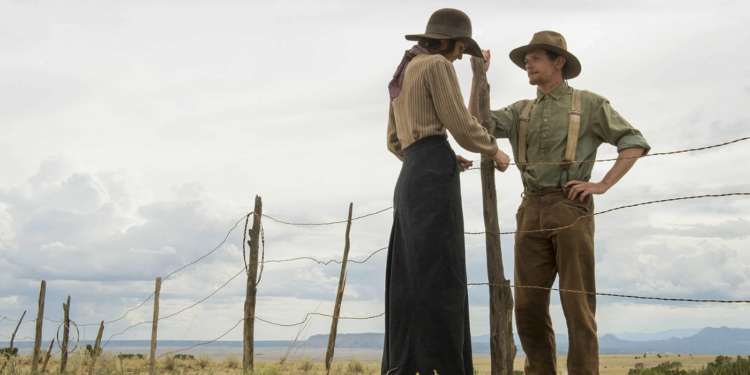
(2, 0), (750, 348)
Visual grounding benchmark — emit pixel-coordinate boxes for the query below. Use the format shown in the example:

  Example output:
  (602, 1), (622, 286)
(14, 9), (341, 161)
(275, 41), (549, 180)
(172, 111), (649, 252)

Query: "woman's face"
(439, 40), (467, 62)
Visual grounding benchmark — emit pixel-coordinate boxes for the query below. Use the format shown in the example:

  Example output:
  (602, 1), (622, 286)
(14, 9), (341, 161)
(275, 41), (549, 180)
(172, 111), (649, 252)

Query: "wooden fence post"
(243, 195), (262, 373)
(31, 280), (46, 372)
(41, 339), (54, 373)
(60, 295), (71, 374)
(1, 311), (25, 370)
(325, 203), (353, 374)
(8, 310), (26, 354)
(149, 277), (162, 375)
(89, 321), (105, 375)
(472, 56), (517, 375)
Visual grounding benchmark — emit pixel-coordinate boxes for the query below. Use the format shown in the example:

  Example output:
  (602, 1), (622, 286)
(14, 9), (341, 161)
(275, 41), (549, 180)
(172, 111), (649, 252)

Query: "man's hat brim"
(509, 43), (581, 79)
(405, 33), (483, 58)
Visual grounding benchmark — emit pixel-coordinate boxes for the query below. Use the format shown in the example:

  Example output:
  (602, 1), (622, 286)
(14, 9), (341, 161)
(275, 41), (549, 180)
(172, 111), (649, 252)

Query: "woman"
(383, 8), (511, 375)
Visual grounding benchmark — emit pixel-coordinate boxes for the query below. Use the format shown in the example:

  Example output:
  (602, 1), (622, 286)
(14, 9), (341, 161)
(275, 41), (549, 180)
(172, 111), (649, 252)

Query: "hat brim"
(508, 43), (581, 79)
(405, 33), (483, 58)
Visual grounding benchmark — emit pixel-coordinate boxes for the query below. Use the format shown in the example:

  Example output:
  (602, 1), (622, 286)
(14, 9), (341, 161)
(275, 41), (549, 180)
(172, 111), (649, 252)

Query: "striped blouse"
(387, 54), (499, 161)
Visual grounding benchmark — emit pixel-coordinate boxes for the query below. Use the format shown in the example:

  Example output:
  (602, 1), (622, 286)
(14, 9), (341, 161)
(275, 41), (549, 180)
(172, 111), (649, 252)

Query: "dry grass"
(0, 353), (726, 374)
(224, 353), (240, 369)
(197, 353), (212, 369)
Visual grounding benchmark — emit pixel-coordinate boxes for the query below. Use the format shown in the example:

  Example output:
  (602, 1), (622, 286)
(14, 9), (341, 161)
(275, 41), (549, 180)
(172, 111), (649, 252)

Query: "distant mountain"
(474, 327), (750, 355)
(597, 327), (750, 354)
(613, 328), (703, 342)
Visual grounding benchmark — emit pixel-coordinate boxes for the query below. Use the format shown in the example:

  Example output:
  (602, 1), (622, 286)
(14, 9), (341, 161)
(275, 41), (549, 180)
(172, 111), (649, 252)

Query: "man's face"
(524, 48), (562, 86)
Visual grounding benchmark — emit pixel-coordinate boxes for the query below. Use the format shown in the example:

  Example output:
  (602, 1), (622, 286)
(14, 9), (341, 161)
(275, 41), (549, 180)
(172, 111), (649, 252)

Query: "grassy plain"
(475, 354), (721, 374)
(0, 352), (726, 374)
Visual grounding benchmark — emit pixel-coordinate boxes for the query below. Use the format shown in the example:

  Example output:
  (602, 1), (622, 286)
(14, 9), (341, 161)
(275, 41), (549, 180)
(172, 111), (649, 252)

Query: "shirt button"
(545, 105), (550, 109)
(543, 119), (549, 123)
(542, 133), (547, 137)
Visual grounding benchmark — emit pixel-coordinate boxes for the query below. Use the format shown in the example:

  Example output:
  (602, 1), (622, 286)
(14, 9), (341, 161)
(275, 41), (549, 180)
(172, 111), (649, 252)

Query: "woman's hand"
(491, 149), (511, 172)
(457, 155), (473, 172)
(470, 49), (492, 74)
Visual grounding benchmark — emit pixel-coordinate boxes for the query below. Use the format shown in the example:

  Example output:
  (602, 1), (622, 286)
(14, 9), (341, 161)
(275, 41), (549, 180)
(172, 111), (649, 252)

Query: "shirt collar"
(535, 81), (570, 102)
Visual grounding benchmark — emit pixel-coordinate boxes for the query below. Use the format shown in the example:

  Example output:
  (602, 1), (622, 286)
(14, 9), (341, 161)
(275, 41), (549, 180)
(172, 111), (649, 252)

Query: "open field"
(487, 354), (724, 374)
(0, 352), (729, 374)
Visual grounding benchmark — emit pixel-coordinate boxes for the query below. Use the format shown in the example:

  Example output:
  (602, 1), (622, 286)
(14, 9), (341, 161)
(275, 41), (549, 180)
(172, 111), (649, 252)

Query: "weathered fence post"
(31, 281), (46, 372)
(149, 277), (162, 375)
(60, 295), (71, 374)
(472, 56), (517, 375)
(8, 311), (26, 354)
(325, 203), (353, 374)
(243, 195), (262, 373)
(41, 339), (54, 373)
(1, 310), (25, 370)
(89, 321), (105, 375)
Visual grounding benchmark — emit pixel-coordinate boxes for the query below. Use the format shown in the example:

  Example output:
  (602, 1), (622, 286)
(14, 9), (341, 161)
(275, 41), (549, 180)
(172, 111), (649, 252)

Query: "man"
(468, 31), (650, 374)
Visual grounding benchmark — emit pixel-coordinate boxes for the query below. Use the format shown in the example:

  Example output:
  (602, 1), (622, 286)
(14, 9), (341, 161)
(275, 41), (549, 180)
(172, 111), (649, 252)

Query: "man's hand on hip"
(565, 180), (610, 202)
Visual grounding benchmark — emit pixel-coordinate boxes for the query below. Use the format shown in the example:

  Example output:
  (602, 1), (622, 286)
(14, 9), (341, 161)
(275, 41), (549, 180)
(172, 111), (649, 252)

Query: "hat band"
(425, 24), (471, 38)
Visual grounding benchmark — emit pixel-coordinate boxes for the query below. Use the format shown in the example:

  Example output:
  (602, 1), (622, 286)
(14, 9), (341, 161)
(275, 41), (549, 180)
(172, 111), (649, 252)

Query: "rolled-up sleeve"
(386, 103), (404, 161)
(591, 98), (651, 155)
(491, 106), (518, 140)
(424, 59), (498, 157)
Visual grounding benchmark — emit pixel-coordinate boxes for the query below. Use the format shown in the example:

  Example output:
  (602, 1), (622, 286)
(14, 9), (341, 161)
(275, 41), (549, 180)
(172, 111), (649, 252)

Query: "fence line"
(468, 283), (750, 304)
(156, 311), (388, 360)
(261, 206), (393, 226)
(100, 246), (388, 347)
(465, 192), (750, 235)
(468, 135), (750, 169)
(4, 136), (750, 360)
(7, 192), (748, 333)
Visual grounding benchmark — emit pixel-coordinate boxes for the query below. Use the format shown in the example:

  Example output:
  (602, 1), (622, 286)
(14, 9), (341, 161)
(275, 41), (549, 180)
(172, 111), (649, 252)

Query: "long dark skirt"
(381, 136), (473, 375)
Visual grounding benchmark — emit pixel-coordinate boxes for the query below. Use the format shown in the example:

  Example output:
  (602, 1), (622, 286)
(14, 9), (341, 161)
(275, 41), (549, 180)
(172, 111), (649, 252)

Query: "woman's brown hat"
(405, 8), (483, 58)
(509, 31), (582, 79)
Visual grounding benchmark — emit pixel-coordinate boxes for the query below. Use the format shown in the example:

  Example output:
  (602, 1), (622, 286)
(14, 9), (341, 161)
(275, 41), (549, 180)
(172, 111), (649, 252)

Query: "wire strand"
(467, 136), (750, 169)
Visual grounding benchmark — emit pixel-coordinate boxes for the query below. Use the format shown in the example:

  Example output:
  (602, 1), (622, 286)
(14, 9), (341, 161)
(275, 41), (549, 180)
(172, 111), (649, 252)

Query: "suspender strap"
(564, 89), (583, 170)
(518, 99), (535, 173)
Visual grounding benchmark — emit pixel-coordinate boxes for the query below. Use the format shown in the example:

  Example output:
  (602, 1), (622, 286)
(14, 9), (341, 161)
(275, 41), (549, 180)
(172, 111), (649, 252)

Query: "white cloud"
(1, 0), (750, 342)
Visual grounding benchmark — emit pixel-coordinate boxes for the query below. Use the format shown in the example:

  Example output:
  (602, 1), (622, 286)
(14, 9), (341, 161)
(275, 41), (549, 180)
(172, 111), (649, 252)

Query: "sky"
(2, 0), (750, 348)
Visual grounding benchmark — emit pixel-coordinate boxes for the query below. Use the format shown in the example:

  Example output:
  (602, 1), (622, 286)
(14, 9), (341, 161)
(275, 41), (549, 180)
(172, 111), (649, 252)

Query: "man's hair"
(544, 49), (568, 80)
(418, 37), (457, 56)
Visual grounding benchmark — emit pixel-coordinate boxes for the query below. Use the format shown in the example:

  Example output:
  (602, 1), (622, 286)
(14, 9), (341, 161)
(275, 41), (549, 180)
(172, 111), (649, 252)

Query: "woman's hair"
(418, 37), (457, 55)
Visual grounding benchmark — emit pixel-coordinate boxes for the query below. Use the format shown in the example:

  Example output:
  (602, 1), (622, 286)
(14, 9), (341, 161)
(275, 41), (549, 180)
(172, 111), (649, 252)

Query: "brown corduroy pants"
(514, 189), (598, 375)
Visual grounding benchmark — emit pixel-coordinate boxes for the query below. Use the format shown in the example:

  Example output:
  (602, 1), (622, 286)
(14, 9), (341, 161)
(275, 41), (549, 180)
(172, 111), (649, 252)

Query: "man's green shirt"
(491, 81), (650, 192)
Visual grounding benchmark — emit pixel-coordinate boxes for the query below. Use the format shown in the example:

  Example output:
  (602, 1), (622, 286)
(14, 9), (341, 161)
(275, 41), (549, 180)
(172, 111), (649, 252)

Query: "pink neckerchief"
(388, 45), (429, 101)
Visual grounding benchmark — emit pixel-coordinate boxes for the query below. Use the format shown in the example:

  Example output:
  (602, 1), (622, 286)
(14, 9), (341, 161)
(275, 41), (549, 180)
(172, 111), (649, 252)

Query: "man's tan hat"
(405, 8), (483, 58)
(509, 31), (581, 79)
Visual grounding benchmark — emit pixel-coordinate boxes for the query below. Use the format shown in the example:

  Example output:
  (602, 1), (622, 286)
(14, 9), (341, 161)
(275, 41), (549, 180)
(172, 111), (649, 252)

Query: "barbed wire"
(8, 135), (749, 349)
(261, 247), (388, 266)
(256, 312), (386, 328)
(156, 318), (245, 359)
(465, 192), (750, 235)
(467, 136), (750, 169)
(262, 206), (393, 226)
(79, 214), (250, 328)
(242, 212), (266, 285)
(157, 311), (388, 359)
(469, 282), (750, 304)
(0, 333), (33, 340)
(101, 246), (387, 347)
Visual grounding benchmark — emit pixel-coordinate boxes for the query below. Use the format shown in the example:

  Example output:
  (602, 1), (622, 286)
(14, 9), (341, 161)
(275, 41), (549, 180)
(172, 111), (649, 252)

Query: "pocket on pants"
(561, 199), (591, 215)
